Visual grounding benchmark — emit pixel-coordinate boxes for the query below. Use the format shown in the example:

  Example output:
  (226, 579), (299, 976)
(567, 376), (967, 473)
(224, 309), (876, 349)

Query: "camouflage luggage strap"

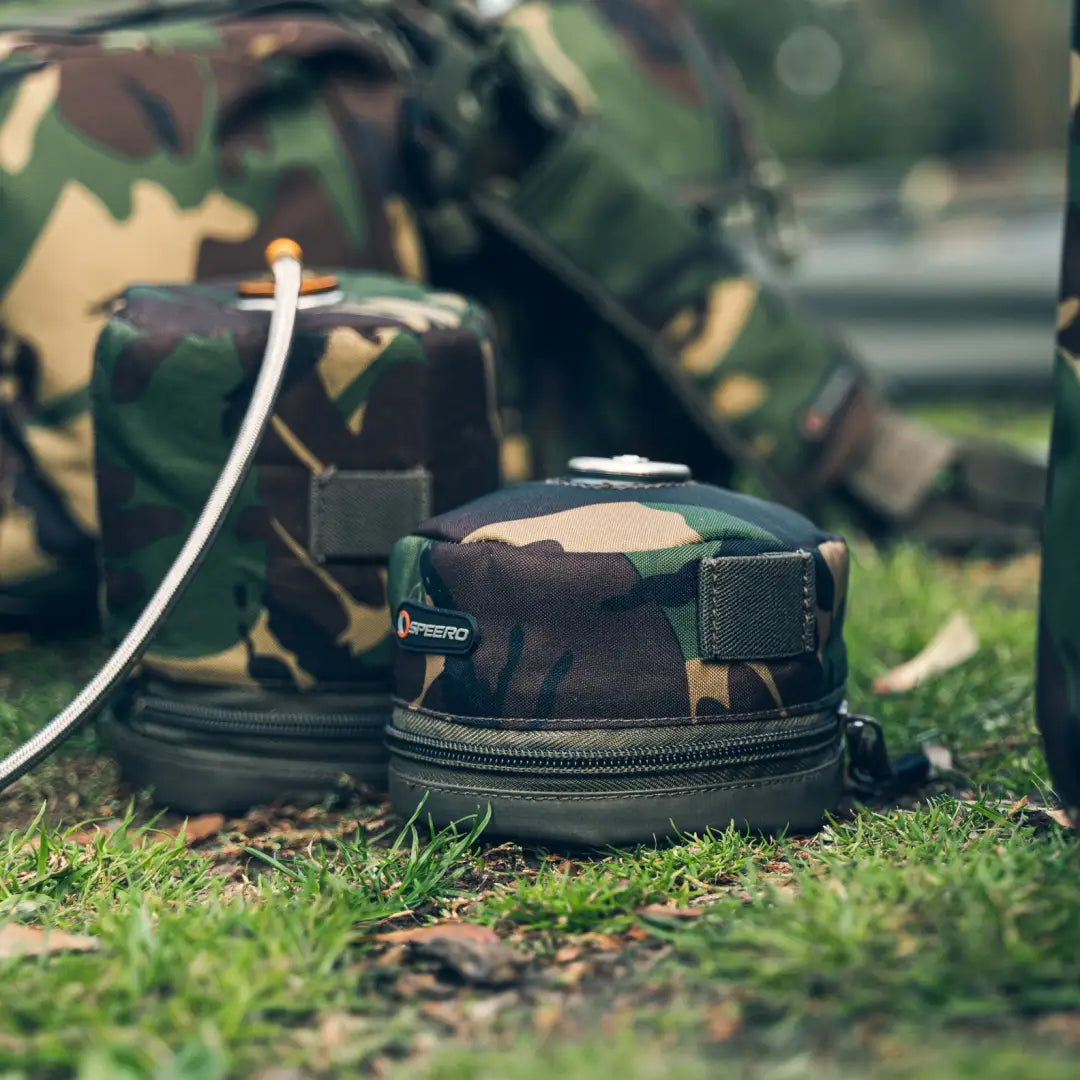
(386, 0), (861, 514)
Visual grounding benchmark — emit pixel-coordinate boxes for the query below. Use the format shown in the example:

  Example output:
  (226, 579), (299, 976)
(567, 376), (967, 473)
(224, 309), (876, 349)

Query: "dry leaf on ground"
(1028, 806), (1075, 829)
(377, 921), (528, 987)
(958, 799), (1074, 830)
(0, 923), (99, 959)
(635, 904), (705, 921)
(23, 812), (226, 854)
(704, 1001), (742, 1044)
(923, 743), (954, 773)
(147, 813), (225, 846)
(873, 612), (979, 694)
(377, 922), (501, 946)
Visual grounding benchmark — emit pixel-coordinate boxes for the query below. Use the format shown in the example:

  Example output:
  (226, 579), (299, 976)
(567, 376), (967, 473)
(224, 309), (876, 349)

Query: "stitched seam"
(699, 558), (714, 658)
(802, 551), (816, 653)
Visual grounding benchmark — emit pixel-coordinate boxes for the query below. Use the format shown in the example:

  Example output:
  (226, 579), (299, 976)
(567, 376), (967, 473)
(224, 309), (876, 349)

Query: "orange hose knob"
(265, 238), (302, 267)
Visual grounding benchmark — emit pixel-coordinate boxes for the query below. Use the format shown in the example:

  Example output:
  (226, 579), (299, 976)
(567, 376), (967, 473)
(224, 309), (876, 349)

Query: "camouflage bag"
(390, 0), (1045, 552)
(0, 0), (428, 632)
(91, 267), (501, 812)
(386, 453), (870, 846)
(1037, 0), (1080, 824)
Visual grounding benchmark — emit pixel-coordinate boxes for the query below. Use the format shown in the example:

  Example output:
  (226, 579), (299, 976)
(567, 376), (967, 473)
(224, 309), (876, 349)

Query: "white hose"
(0, 248), (303, 792)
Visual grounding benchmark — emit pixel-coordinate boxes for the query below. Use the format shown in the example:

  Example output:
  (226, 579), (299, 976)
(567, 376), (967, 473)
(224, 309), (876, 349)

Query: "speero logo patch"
(394, 601), (479, 656)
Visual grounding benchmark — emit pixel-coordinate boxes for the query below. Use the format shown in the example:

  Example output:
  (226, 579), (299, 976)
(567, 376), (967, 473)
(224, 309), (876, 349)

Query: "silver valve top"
(566, 455), (692, 482)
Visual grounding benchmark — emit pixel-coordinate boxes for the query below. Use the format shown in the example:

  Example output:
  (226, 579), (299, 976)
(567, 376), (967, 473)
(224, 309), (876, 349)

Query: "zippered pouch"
(386, 457), (851, 845)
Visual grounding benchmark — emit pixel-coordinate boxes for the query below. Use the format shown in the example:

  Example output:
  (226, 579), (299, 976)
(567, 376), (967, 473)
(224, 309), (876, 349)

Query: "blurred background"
(693, 0), (1069, 416)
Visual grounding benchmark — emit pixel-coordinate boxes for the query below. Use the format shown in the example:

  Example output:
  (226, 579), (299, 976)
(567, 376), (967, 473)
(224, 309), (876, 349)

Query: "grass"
(0, 404), (1075, 1078)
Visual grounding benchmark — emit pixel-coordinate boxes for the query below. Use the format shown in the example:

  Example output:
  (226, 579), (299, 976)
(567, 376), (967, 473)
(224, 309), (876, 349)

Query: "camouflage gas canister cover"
(92, 271), (501, 693)
(0, 8), (427, 614)
(389, 478), (849, 724)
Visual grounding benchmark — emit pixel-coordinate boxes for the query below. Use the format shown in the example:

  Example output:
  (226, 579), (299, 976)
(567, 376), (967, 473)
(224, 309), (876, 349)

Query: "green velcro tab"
(310, 467), (432, 562)
(698, 552), (816, 661)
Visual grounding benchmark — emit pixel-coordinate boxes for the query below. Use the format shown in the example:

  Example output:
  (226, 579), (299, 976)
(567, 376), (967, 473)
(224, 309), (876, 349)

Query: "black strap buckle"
(844, 708), (930, 800)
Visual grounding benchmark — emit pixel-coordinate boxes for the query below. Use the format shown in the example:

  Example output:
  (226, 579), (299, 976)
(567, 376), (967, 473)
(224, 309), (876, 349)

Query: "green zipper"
(386, 712), (841, 777)
(133, 693), (387, 738)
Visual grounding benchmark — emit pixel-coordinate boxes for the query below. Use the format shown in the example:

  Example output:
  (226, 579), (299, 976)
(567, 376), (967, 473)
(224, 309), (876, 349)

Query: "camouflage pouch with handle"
(0, 0), (428, 632)
(92, 268), (501, 812)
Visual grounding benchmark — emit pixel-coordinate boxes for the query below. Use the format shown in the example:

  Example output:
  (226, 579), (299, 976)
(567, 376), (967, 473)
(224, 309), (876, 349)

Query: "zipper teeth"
(134, 694), (387, 737)
(386, 716), (840, 775)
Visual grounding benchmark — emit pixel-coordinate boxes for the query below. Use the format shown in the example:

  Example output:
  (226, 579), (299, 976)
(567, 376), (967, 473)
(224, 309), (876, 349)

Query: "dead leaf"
(376, 921), (527, 987)
(705, 1001), (742, 1044)
(635, 904), (704, 921)
(532, 1003), (564, 1038)
(554, 945), (581, 964)
(0, 923), (99, 959)
(580, 933), (623, 952)
(394, 972), (457, 1001)
(923, 743), (954, 774)
(1037, 1010), (1080, 1043)
(873, 613), (979, 694)
(466, 991), (520, 1027)
(150, 813), (225, 846)
(377, 922), (499, 946)
(554, 960), (594, 989)
(419, 1001), (466, 1032)
(957, 799), (1074, 830)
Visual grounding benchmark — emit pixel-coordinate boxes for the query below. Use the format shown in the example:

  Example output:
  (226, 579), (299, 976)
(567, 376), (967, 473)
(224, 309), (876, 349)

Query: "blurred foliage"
(693, 0), (1071, 166)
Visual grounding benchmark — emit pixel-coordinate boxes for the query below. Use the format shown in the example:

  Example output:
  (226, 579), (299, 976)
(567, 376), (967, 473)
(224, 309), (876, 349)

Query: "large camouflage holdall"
(0, 0), (428, 633)
(91, 267), (501, 813)
(390, 0), (1046, 553)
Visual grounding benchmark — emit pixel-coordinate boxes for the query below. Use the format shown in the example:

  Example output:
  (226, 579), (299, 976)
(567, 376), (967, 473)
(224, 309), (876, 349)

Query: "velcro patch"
(698, 552), (816, 661)
(310, 467), (432, 561)
(395, 601), (479, 656)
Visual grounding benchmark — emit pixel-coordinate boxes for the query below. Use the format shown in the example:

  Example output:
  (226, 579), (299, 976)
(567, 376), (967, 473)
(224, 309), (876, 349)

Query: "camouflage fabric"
(499, 0), (754, 209)
(389, 477), (848, 723)
(1037, 0), (1080, 819)
(92, 272), (501, 692)
(0, 6), (427, 624)
(407, 0), (1041, 550)
(404, 0), (875, 506)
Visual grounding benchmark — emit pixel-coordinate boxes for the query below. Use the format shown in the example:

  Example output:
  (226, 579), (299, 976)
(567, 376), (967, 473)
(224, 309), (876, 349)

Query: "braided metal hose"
(0, 240), (304, 793)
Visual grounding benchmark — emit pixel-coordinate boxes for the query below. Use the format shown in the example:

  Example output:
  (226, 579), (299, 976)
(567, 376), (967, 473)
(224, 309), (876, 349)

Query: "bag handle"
(0, 240), (303, 794)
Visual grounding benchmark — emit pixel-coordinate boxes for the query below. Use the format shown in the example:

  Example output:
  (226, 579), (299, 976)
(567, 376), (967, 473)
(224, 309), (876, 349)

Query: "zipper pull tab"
(843, 707), (931, 800)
